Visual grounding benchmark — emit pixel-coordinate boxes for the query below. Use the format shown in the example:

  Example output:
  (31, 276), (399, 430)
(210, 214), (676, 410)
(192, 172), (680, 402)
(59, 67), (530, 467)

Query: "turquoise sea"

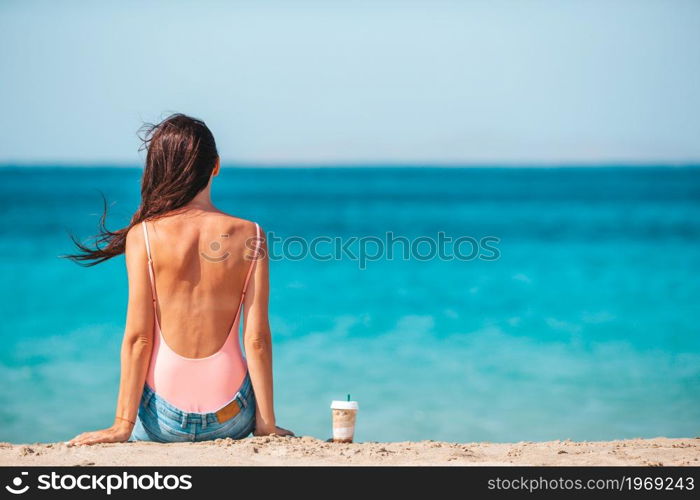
(1, 166), (699, 444)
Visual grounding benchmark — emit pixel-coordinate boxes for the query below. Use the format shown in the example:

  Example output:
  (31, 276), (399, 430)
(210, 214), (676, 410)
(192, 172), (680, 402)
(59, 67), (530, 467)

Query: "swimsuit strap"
(240, 223), (261, 301)
(141, 221), (158, 306)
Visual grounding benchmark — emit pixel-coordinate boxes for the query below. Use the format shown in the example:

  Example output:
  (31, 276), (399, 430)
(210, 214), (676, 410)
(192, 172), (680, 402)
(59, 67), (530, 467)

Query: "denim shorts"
(129, 372), (256, 443)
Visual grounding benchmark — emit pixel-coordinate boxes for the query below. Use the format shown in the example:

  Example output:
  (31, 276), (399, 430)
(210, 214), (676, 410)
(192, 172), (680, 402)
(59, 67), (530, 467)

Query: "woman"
(66, 114), (293, 444)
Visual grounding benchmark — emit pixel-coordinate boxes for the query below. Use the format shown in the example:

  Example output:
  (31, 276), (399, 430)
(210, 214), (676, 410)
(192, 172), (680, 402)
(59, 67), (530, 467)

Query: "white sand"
(1, 436), (698, 466)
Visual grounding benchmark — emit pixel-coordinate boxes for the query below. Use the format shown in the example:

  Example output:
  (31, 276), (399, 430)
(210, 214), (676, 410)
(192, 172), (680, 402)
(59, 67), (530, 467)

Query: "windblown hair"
(65, 113), (219, 265)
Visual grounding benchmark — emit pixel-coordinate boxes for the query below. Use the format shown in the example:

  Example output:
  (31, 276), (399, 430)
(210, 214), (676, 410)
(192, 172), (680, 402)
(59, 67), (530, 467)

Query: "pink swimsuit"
(141, 221), (260, 414)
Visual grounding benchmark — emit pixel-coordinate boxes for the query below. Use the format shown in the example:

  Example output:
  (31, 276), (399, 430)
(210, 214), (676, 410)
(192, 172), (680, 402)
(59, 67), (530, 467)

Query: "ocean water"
(1, 166), (699, 444)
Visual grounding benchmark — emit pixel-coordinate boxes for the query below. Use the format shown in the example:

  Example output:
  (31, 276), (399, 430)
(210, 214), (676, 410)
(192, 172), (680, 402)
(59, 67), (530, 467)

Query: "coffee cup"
(330, 400), (359, 443)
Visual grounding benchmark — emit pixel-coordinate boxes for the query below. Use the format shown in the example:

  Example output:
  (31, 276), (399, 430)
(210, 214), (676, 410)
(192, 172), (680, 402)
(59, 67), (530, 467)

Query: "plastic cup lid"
(331, 400), (359, 410)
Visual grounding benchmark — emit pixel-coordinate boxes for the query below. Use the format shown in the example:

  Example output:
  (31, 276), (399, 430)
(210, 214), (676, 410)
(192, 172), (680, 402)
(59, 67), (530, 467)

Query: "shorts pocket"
(161, 425), (194, 441)
(137, 401), (192, 442)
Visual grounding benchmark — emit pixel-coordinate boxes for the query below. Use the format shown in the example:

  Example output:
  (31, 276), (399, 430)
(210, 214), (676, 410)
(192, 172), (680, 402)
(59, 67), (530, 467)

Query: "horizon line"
(2, 161), (700, 169)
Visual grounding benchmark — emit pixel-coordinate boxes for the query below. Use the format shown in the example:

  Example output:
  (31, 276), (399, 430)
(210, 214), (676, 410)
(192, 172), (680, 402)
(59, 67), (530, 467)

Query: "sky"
(1, 0), (699, 165)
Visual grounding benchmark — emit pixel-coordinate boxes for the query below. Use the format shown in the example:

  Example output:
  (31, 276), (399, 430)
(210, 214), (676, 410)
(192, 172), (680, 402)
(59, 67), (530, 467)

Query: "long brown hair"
(66, 113), (219, 265)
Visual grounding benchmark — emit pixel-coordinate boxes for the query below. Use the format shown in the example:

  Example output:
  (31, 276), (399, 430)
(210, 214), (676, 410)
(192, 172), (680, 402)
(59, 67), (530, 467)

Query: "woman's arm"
(69, 225), (154, 445)
(242, 224), (293, 437)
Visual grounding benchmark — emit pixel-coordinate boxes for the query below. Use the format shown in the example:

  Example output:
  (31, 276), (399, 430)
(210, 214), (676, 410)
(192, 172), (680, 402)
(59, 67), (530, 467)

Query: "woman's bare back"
(143, 209), (259, 358)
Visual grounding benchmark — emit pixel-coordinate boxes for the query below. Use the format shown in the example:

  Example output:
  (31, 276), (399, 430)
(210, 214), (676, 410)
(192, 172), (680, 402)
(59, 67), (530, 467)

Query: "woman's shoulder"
(206, 214), (264, 262)
(210, 212), (262, 234)
(125, 221), (146, 249)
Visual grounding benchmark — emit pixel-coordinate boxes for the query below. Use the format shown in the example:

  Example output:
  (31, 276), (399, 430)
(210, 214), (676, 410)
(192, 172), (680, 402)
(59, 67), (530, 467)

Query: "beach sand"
(1, 437), (698, 466)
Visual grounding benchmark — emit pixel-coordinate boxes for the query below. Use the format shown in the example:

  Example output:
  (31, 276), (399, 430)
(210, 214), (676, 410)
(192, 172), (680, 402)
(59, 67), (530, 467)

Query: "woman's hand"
(68, 422), (133, 446)
(254, 425), (295, 437)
